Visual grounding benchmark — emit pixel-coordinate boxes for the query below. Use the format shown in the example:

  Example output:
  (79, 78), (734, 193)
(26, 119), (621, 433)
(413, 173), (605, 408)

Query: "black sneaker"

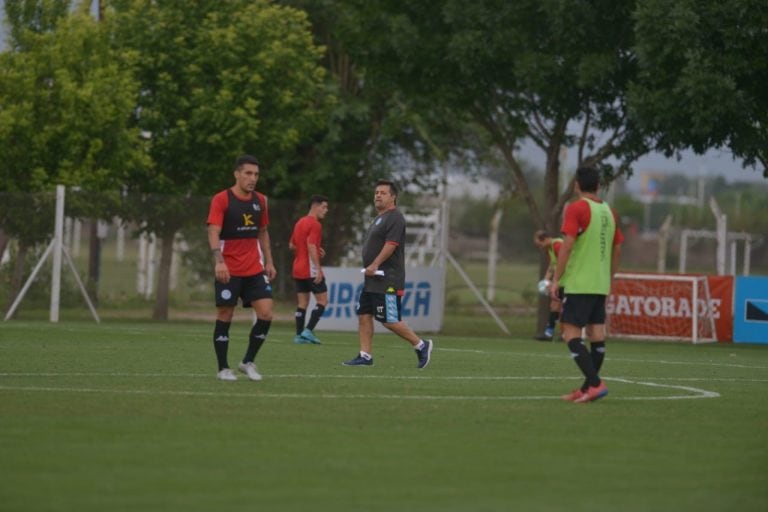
(533, 334), (553, 342)
(415, 339), (433, 369)
(342, 354), (373, 366)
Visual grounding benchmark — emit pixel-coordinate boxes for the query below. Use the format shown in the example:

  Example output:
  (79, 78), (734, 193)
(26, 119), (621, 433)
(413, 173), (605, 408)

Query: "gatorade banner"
(606, 273), (733, 342)
(312, 266), (445, 333)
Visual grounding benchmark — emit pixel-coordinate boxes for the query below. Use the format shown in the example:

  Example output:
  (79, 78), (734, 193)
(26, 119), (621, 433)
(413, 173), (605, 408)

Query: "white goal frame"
(608, 272), (718, 344)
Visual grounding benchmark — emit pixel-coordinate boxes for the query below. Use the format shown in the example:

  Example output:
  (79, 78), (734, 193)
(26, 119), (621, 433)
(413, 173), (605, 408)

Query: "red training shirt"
(207, 188), (270, 276)
(290, 215), (323, 279)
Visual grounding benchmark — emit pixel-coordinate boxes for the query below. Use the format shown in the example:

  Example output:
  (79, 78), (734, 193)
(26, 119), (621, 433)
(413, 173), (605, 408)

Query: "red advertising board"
(607, 274), (733, 342)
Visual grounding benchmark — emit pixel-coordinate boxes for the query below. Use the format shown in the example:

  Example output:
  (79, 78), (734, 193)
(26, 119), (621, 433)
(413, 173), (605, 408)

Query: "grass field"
(1, 320), (767, 512)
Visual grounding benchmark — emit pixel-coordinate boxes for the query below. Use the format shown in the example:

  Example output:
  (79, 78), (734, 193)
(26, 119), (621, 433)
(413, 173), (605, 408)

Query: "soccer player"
(533, 230), (563, 341)
(342, 179), (434, 368)
(549, 166), (623, 403)
(289, 195), (329, 344)
(206, 154), (277, 382)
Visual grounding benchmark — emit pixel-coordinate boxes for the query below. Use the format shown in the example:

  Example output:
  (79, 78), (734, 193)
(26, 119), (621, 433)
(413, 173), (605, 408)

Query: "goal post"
(607, 272), (717, 343)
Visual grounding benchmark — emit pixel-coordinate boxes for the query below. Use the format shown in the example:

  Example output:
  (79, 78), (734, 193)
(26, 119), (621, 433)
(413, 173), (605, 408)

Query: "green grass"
(1, 321), (767, 512)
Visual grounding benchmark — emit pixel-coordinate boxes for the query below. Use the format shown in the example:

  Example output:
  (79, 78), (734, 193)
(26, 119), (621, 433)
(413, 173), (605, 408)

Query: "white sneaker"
(217, 368), (237, 381)
(238, 361), (262, 381)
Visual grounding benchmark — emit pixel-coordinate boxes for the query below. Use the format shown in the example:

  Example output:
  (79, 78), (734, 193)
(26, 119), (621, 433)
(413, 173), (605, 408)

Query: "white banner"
(310, 266), (445, 333)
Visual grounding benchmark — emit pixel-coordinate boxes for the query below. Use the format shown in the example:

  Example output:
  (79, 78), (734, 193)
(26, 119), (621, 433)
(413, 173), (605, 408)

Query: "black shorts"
(560, 294), (606, 327)
(294, 277), (328, 295)
(214, 273), (273, 307)
(356, 290), (401, 324)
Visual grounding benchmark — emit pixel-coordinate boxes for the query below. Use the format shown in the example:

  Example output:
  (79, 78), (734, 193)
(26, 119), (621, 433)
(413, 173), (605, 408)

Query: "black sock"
(567, 337), (600, 388)
(306, 304), (326, 331)
(213, 320), (231, 371)
(294, 308), (306, 335)
(547, 311), (559, 330)
(590, 341), (606, 374)
(243, 319), (271, 363)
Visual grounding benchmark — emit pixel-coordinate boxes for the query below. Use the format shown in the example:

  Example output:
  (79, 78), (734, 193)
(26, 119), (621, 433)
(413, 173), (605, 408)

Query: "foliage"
(630, 0), (768, 176)
(107, 0), (330, 199)
(0, 3), (147, 251)
(334, 0), (652, 234)
(0, 6), (146, 194)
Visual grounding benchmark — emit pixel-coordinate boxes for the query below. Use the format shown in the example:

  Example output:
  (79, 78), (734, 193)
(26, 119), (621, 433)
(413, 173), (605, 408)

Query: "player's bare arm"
(611, 243), (622, 279)
(207, 224), (230, 283)
(258, 228), (277, 280)
(364, 242), (397, 276)
(550, 235), (575, 300)
(308, 243), (323, 283)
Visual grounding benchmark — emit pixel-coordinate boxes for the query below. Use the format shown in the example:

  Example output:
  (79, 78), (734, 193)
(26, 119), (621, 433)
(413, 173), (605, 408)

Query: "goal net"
(606, 272), (718, 343)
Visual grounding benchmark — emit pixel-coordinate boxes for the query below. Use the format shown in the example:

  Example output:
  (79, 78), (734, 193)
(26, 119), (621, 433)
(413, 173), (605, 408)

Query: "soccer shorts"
(214, 273), (273, 307)
(356, 290), (402, 324)
(560, 293), (607, 327)
(293, 277), (328, 295)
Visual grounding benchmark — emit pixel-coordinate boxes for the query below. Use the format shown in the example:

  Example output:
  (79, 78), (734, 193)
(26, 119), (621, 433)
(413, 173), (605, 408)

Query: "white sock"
(360, 351), (372, 360)
(414, 340), (425, 350)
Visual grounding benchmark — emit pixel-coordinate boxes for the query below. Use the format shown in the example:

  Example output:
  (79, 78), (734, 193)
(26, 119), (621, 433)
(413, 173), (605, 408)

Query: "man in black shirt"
(343, 180), (434, 368)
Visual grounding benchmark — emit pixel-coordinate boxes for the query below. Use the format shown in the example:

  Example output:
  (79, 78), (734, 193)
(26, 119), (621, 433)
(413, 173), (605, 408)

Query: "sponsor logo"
(242, 213), (254, 226)
(324, 281), (433, 319)
(606, 294), (722, 320)
(745, 299), (768, 322)
(221, 289), (232, 300)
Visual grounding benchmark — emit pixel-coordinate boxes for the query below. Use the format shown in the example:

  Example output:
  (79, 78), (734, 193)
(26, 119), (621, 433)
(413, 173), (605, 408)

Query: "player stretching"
(289, 195), (329, 344)
(207, 154), (277, 382)
(550, 166), (623, 403)
(533, 230), (564, 341)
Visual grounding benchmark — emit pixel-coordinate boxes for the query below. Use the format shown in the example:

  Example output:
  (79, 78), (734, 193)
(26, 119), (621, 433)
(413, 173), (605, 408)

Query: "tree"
(275, 0), (468, 270)
(630, 0), (768, 177)
(0, 3), (146, 312)
(331, 0), (657, 224)
(107, 0), (331, 319)
(333, 0), (652, 332)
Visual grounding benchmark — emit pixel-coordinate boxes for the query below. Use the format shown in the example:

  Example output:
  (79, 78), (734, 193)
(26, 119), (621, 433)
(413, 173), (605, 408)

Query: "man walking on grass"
(342, 179), (433, 369)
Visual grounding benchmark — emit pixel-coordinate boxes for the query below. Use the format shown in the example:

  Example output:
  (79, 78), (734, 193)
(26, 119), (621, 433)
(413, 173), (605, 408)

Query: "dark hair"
(575, 165), (600, 193)
(534, 230), (549, 242)
(308, 194), (328, 209)
(375, 179), (398, 197)
(234, 154), (260, 170)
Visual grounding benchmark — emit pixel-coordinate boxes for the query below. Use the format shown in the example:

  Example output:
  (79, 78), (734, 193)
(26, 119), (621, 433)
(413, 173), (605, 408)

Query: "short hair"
(375, 179), (398, 197)
(575, 165), (600, 193)
(234, 154), (260, 171)
(534, 230), (549, 242)
(308, 194), (328, 209)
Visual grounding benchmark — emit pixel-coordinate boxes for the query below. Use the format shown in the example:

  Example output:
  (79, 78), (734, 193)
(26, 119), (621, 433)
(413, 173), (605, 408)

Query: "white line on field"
(437, 347), (768, 369)
(0, 372), (764, 383)
(0, 376), (719, 400)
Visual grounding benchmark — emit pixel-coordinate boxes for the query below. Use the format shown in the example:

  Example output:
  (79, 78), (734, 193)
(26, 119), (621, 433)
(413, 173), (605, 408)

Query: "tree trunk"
(88, 220), (101, 306)
(152, 232), (175, 320)
(5, 241), (29, 318)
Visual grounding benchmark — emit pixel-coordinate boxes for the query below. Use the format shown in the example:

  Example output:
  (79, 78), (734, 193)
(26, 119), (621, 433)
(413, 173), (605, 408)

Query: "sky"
(518, 136), (765, 194)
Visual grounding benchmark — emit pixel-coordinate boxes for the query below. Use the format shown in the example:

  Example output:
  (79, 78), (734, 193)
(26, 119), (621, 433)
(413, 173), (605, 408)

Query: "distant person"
(342, 179), (433, 368)
(289, 195), (329, 344)
(549, 166), (623, 403)
(533, 230), (563, 341)
(206, 154), (277, 382)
